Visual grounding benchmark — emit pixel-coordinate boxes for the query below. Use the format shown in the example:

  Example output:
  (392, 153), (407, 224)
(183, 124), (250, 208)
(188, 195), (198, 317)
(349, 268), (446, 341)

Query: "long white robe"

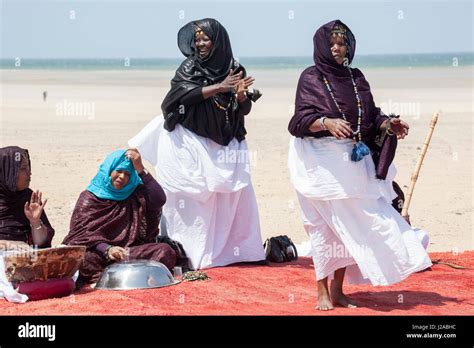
(288, 136), (432, 285)
(129, 116), (265, 269)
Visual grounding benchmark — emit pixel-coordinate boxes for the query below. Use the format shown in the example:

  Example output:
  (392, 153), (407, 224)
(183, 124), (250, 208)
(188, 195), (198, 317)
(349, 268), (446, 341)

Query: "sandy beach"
(0, 66), (472, 252)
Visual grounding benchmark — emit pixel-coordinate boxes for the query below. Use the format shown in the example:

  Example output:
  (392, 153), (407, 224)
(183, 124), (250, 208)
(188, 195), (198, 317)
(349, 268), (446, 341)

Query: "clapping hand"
(235, 76), (255, 102)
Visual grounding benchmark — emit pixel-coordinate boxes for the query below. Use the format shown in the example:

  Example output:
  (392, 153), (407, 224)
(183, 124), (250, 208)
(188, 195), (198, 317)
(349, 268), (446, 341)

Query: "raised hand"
(24, 190), (47, 226)
(219, 69), (243, 93)
(236, 76), (255, 102)
(125, 148), (145, 174)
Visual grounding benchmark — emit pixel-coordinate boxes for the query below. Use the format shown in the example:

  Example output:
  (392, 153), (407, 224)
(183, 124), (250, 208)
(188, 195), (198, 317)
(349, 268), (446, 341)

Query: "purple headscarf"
(288, 20), (388, 142)
(313, 19), (356, 79)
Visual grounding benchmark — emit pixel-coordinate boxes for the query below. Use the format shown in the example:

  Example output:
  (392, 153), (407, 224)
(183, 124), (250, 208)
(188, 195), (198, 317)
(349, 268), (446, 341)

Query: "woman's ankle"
(317, 278), (330, 297)
(331, 277), (345, 291)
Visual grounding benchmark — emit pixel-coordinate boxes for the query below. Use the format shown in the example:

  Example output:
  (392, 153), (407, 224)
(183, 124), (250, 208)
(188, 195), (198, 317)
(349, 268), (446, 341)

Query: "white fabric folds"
(0, 253), (28, 303)
(129, 116), (251, 202)
(289, 136), (432, 286)
(129, 116), (265, 269)
(289, 136), (397, 201)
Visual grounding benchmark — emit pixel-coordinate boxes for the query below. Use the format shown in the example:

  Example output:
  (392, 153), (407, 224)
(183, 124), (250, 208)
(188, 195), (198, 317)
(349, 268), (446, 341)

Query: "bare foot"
(316, 293), (334, 311)
(331, 290), (357, 308)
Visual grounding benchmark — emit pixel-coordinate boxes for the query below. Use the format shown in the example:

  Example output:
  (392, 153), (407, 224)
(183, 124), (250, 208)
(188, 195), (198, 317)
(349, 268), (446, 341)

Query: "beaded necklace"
(212, 94), (233, 125)
(322, 67), (370, 162)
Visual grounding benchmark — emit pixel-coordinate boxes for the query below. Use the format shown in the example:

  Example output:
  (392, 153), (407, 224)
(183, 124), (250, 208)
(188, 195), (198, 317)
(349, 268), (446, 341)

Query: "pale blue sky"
(1, 0), (472, 58)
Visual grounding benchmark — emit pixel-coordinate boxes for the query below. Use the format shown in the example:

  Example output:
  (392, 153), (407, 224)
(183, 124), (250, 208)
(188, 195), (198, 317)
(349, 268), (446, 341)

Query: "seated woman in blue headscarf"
(63, 148), (176, 286)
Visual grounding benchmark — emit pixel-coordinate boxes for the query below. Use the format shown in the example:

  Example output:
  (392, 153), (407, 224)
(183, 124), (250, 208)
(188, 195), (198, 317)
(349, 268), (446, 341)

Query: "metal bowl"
(95, 260), (180, 290)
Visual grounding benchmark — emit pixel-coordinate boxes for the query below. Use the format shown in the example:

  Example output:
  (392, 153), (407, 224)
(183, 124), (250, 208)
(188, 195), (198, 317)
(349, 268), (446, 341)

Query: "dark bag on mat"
(263, 235), (298, 263)
(156, 236), (191, 272)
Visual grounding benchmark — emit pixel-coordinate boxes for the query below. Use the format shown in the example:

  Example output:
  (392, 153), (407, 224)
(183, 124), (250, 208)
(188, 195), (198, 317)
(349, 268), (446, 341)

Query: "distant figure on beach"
(62, 149), (176, 287)
(288, 20), (432, 310)
(43, 91), (47, 102)
(129, 18), (265, 270)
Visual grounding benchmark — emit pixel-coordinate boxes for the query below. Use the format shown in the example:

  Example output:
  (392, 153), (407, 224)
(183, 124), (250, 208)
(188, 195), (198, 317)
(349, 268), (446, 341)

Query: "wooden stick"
(402, 112), (439, 222)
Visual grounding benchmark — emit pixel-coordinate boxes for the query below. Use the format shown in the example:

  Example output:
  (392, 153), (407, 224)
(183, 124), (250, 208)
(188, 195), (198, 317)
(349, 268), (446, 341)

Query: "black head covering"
(177, 18), (234, 83)
(162, 18), (238, 119)
(161, 18), (248, 145)
(0, 146), (54, 245)
(0, 146), (33, 241)
(0, 147), (28, 195)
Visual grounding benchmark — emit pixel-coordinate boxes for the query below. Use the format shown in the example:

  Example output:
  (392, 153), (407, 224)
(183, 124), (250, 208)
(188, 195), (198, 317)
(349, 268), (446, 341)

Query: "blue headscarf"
(87, 150), (143, 201)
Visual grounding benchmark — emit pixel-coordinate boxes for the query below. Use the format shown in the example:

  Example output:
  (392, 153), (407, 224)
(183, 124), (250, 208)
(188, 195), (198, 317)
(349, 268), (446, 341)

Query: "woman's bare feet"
(316, 277), (334, 311)
(330, 267), (357, 308)
(330, 289), (357, 308)
(316, 293), (334, 311)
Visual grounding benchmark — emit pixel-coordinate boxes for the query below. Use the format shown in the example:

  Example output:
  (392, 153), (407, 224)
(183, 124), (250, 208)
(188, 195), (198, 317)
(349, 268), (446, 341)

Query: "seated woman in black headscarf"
(288, 20), (432, 310)
(129, 18), (265, 270)
(62, 148), (176, 286)
(0, 146), (54, 251)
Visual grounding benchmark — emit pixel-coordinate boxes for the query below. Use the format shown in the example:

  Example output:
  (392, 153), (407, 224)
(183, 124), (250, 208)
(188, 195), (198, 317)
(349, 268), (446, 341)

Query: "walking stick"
(401, 112), (439, 224)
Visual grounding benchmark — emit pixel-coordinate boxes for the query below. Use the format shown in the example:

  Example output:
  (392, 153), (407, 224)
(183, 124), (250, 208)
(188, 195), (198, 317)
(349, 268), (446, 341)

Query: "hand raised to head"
(125, 149), (145, 174)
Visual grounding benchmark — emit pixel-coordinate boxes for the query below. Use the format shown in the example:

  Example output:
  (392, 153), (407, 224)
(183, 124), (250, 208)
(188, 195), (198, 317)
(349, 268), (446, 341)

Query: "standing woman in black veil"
(130, 18), (265, 270)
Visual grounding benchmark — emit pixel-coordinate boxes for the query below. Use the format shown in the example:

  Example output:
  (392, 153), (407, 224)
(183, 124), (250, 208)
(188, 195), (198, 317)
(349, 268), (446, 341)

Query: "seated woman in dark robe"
(0, 146), (54, 251)
(62, 148), (176, 285)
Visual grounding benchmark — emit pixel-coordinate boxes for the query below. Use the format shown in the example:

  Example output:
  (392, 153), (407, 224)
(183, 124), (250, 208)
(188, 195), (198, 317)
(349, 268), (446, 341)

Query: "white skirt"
(129, 116), (265, 269)
(289, 136), (432, 286)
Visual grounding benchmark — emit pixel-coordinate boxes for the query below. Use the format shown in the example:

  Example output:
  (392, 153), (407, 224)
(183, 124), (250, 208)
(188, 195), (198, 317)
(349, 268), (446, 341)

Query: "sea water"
(0, 52), (472, 70)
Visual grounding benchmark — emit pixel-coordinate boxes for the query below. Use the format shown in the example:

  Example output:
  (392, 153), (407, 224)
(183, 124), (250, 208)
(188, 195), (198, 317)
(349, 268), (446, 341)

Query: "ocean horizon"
(0, 52), (472, 70)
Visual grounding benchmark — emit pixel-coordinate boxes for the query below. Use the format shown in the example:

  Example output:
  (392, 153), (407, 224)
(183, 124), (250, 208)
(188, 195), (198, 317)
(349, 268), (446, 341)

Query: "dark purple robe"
(288, 20), (389, 146)
(63, 172), (176, 283)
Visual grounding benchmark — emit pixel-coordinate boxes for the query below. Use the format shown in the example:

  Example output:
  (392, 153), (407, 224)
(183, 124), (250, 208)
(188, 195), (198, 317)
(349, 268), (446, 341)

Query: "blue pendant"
(351, 141), (371, 162)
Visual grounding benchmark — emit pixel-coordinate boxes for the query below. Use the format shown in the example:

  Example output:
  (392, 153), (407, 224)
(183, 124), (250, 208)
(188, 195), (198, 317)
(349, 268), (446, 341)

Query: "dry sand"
(0, 66), (472, 252)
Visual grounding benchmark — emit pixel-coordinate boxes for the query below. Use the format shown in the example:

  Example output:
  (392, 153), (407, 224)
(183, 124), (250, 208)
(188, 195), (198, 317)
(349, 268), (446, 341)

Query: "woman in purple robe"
(288, 20), (432, 310)
(63, 148), (176, 286)
(0, 146), (54, 250)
